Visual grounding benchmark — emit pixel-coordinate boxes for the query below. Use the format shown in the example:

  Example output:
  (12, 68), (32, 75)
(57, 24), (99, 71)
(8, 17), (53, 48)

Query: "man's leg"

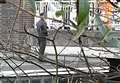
(39, 38), (46, 58)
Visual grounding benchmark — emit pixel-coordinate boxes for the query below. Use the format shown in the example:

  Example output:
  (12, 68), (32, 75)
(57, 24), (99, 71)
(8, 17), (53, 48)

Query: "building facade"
(0, 0), (120, 83)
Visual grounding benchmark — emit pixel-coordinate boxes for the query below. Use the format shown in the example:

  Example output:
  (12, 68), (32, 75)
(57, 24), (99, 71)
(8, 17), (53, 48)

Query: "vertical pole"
(52, 40), (59, 83)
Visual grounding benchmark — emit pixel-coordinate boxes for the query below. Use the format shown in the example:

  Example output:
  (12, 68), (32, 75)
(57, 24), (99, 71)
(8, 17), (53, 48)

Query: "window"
(44, 78), (52, 83)
(89, 2), (94, 17)
(15, 79), (29, 83)
(31, 79), (41, 83)
(21, 80), (29, 83)
(36, 2), (40, 10)
(2, 79), (15, 83)
(59, 78), (68, 83)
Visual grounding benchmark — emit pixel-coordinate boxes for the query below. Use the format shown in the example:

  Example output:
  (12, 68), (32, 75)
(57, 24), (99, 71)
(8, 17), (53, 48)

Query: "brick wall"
(0, 0), (34, 49)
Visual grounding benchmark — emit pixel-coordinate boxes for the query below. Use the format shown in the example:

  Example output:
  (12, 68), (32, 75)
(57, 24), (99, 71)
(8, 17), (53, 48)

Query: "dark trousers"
(38, 36), (46, 57)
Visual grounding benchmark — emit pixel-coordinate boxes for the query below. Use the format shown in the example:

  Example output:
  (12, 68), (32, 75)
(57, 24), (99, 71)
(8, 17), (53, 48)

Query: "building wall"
(0, 0), (34, 49)
(1, 0), (120, 48)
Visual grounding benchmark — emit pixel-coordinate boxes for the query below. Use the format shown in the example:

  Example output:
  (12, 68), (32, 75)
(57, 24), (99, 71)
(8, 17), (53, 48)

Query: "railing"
(0, 66), (109, 77)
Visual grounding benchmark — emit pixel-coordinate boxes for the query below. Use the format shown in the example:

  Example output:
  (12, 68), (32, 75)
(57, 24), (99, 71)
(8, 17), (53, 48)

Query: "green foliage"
(76, 0), (89, 26)
(109, 37), (120, 48)
(55, 10), (64, 17)
(96, 14), (111, 36)
(96, 14), (112, 43)
(73, 16), (88, 40)
(73, 0), (89, 40)
(96, 14), (120, 48)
